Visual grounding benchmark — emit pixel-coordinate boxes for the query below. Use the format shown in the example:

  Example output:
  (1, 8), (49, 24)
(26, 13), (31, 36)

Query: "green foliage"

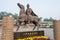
(0, 12), (18, 20)
(12, 13), (18, 20)
(43, 17), (54, 22)
(0, 12), (7, 20)
(49, 25), (53, 28)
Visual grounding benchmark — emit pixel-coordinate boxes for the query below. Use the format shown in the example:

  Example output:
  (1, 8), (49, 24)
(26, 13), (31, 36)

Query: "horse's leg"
(33, 26), (36, 30)
(37, 21), (40, 31)
(16, 25), (20, 31)
(33, 21), (40, 31)
(33, 22), (37, 30)
(16, 22), (21, 31)
(37, 25), (39, 31)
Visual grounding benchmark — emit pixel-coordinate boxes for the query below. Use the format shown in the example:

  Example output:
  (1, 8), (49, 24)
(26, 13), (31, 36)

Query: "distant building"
(40, 21), (53, 28)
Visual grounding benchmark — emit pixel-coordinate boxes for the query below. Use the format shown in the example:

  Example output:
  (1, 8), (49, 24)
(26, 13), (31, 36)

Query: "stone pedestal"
(53, 20), (60, 40)
(26, 23), (35, 28)
(2, 16), (14, 40)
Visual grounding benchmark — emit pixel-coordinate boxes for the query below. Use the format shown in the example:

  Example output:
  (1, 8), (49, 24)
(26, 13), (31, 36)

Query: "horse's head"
(17, 3), (24, 9)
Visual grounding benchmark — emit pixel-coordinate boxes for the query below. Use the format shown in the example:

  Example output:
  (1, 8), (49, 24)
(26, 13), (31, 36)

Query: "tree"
(0, 12), (18, 20)
(43, 17), (54, 22)
(40, 17), (43, 21)
(12, 13), (18, 20)
(43, 18), (49, 21)
(49, 17), (54, 22)
(0, 12), (6, 20)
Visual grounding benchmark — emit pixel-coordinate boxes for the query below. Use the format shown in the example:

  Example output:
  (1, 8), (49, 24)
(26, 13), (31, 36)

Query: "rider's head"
(27, 4), (30, 8)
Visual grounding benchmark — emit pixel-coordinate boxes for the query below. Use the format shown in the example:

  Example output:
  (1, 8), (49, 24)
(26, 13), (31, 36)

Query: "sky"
(0, 0), (60, 20)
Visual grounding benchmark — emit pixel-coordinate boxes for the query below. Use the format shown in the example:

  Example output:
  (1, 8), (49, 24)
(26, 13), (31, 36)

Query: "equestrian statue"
(16, 3), (40, 31)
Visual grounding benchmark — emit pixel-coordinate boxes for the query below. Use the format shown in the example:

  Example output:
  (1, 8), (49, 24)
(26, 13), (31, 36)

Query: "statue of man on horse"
(16, 3), (40, 31)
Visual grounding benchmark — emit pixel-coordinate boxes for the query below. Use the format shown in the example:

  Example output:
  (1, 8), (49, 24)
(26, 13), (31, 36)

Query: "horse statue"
(16, 3), (40, 31)
(26, 4), (40, 30)
(16, 3), (27, 31)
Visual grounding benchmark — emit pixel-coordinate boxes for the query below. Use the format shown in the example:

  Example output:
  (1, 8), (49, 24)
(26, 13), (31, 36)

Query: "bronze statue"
(16, 3), (40, 31)
(16, 3), (27, 31)
(17, 3), (25, 15)
(26, 4), (32, 23)
(17, 3), (27, 25)
(26, 4), (37, 16)
(26, 4), (40, 30)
